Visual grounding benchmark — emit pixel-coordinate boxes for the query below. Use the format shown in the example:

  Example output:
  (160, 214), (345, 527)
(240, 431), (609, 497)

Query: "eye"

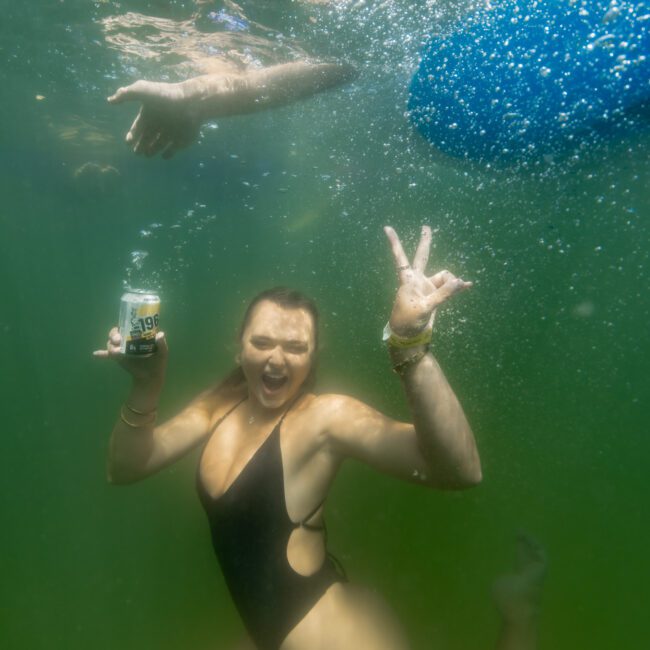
(251, 338), (273, 350)
(286, 343), (308, 354)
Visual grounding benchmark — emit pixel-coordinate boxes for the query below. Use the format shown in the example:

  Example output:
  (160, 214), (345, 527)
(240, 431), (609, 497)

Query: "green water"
(1, 2), (649, 649)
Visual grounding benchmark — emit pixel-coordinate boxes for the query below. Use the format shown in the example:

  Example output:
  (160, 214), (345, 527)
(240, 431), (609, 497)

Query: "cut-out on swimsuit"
(196, 398), (345, 650)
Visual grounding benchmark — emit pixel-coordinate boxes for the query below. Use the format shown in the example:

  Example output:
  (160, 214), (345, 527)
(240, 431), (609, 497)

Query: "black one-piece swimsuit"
(196, 399), (344, 650)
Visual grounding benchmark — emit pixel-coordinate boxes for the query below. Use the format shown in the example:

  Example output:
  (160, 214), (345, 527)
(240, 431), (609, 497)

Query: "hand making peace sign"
(384, 226), (472, 338)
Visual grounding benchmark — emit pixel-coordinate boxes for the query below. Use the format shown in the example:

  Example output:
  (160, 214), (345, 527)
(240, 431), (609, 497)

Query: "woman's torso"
(198, 392), (337, 557)
(197, 394), (341, 648)
(196, 392), (409, 650)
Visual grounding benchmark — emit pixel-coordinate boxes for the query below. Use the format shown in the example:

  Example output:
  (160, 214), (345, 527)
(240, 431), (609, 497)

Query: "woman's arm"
(388, 349), (481, 488)
(106, 383), (216, 485)
(95, 328), (217, 484)
(108, 62), (356, 158)
(324, 226), (481, 490)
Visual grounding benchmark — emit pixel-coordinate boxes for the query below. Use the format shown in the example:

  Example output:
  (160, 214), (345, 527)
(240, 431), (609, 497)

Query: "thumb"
(108, 80), (156, 105)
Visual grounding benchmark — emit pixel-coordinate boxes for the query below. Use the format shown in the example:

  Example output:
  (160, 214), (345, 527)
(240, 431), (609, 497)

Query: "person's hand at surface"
(108, 81), (201, 159)
(109, 63), (357, 159)
(93, 326), (168, 383)
(384, 225), (472, 338)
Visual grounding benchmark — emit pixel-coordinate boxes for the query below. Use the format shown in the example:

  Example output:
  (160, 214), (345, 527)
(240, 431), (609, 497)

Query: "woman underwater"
(96, 226), (545, 650)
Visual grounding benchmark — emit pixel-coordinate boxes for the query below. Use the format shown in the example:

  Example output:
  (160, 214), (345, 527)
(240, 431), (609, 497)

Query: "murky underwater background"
(1, 1), (649, 648)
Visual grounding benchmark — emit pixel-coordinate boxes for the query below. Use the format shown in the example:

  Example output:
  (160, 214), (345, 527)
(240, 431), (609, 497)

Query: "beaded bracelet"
(392, 345), (429, 376)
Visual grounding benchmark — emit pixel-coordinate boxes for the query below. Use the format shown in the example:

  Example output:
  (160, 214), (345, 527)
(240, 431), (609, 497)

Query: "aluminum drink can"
(118, 290), (161, 355)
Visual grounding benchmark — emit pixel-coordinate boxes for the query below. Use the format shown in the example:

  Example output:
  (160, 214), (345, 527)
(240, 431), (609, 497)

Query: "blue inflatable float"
(408, 0), (650, 162)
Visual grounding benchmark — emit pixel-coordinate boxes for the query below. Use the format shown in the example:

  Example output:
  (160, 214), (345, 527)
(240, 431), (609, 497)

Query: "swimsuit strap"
(299, 498), (326, 531)
(211, 392), (327, 532)
(212, 389), (300, 436)
(275, 391), (303, 429)
(299, 506), (347, 580)
(274, 393), (327, 533)
(209, 395), (247, 435)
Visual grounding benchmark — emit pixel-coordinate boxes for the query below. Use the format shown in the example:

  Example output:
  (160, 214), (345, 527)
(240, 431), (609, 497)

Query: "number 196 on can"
(119, 291), (160, 355)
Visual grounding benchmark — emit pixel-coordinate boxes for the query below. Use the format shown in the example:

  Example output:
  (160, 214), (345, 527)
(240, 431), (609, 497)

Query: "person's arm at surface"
(182, 61), (357, 119)
(324, 226), (481, 490)
(108, 62), (356, 158)
(95, 328), (215, 484)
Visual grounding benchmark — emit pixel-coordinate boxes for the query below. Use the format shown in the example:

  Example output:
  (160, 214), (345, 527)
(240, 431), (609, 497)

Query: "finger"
(412, 225), (432, 273)
(108, 80), (158, 105)
(133, 132), (146, 155)
(133, 128), (158, 155)
(144, 132), (165, 157)
(148, 139), (171, 158)
(383, 226), (411, 283)
(161, 138), (190, 159)
(429, 270), (453, 288)
(426, 311), (436, 329)
(93, 349), (109, 357)
(161, 129), (196, 159)
(125, 108), (144, 144)
(426, 276), (472, 310)
(161, 142), (179, 160)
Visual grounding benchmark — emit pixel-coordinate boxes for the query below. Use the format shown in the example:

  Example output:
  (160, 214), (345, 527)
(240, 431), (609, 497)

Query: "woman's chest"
(198, 409), (333, 517)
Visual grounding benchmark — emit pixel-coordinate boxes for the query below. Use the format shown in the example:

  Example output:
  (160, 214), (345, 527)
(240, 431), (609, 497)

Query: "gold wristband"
(120, 404), (156, 428)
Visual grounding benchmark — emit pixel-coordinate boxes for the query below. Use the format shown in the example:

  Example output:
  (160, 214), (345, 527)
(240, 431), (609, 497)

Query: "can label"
(119, 292), (160, 355)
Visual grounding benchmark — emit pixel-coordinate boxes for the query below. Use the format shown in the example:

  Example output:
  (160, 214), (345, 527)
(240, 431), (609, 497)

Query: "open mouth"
(262, 373), (288, 392)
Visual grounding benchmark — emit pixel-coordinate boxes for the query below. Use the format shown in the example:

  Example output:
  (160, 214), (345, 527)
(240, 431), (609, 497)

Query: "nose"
(267, 345), (286, 368)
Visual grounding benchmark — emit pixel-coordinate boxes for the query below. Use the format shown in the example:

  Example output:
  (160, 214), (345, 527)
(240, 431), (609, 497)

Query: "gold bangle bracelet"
(124, 402), (157, 416)
(120, 405), (156, 428)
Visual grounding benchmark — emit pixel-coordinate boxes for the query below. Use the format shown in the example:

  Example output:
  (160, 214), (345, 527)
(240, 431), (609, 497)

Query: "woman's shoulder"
(296, 391), (351, 409)
(293, 392), (367, 428)
(192, 375), (248, 419)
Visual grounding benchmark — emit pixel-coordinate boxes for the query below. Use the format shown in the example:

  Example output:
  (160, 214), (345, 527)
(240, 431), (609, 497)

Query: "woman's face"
(239, 300), (315, 410)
